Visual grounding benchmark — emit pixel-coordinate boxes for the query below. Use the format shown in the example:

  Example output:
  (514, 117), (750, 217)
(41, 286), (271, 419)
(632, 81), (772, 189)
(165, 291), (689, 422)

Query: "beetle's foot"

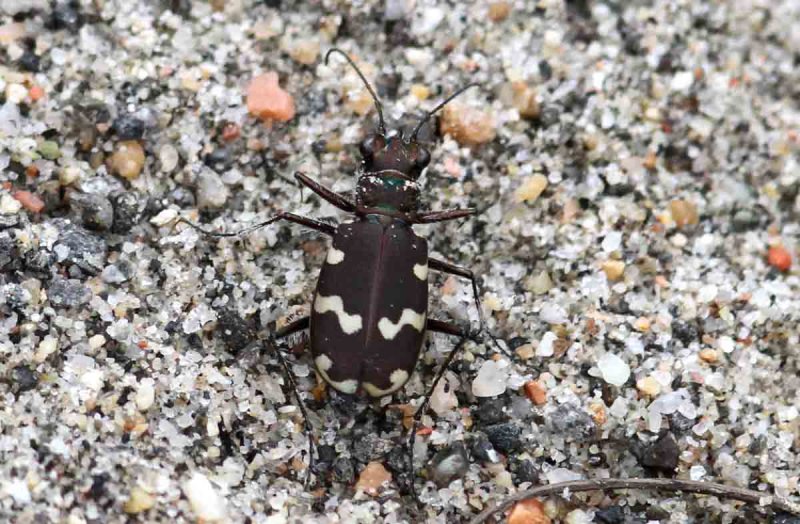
(471, 325), (512, 358)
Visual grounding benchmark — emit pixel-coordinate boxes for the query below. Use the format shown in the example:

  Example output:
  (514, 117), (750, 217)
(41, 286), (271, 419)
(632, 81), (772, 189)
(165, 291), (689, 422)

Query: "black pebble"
(595, 505), (624, 524)
(165, 0), (192, 16)
(428, 443), (469, 487)
(216, 309), (256, 353)
(538, 60), (552, 80)
(484, 422), (523, 454)
(88, 473), (110, 500)
(53, 219), (108, 274)
(169, 187), (195, 208)
(70, 192), (114, 231)
(547, 404), (595, 442)
(312, 445), (336, 475)
(539, 105), (562, 127)
(111, 192), (145, 234)
(351, 432), (390, 463)
(23, 249), (54, 275)
(639, 432), (679, 473)
(773, 513), (800, 524)
(474, 398), (508, 426)
(469, 434), (498, 463)
(332, 457), (354, 484)
(0, 234), (17, 270)
(669, 412), (695, 434)
(511, 458), (539, 484)
(13, 366), (39, 392)
(50, 2), (83, 31)
(205, 147), (231, 171)
(18, 49), (40, 72)
(731, 208), (761, 232)
(311, 140), (327, 156)
(506, 337), (530, 351)
(113, 115), (145, 141)
(671, 320), (698, 347)
(48, 277), (92, 307)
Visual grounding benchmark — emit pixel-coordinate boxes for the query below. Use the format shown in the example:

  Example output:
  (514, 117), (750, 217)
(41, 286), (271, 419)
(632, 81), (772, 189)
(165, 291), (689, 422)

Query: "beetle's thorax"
(356, 171), (421, 214)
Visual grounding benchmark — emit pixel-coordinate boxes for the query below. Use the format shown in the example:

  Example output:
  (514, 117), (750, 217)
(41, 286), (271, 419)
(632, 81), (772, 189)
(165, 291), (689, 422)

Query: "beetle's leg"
(406, 332), (470, 496)
(275, 316), (310, 339)
(295, 172), (357, 212)
(414, 208), (477, 224)
(426, 318), (474, 338)
(428, 257), (510, 356)
(264, 336), (317, 488)
(178, 211), (336, 238)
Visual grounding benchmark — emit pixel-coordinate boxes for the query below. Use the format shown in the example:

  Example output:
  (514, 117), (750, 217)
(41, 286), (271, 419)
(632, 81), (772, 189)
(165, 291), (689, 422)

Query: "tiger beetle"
(180, 48), (505, 492)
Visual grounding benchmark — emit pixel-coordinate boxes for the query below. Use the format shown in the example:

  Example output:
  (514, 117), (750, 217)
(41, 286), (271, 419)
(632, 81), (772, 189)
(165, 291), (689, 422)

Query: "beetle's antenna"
(411, 83), (481, 141)
(325, 48), (386, 136)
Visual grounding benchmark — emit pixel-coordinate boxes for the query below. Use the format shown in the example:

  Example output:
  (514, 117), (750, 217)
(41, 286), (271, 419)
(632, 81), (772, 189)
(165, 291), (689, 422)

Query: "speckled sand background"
(1, 1), (800, 523)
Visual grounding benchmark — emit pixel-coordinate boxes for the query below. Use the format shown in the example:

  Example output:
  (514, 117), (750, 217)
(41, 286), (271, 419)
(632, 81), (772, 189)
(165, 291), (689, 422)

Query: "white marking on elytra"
(314, 354), (358, 394)
(413, 263), (428, 281)
(314, 295), (363, 334)
(315, 354), (333, 371)
(363, 369), (410, 397)
(378, 309), (426, 340)
(326, 247), (345, 265)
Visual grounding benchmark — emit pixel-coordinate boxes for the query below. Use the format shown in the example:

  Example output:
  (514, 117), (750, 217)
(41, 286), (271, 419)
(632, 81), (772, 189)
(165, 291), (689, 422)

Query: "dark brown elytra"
(179, 48), (503, 492)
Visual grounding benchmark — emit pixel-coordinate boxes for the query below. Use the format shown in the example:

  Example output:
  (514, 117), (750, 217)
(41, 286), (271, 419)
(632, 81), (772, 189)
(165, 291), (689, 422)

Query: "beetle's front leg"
(177, 210), (336, 238)
(295, 172), (357, 213)
(428, 257), (508, 355)
(414, 208), (476, 224)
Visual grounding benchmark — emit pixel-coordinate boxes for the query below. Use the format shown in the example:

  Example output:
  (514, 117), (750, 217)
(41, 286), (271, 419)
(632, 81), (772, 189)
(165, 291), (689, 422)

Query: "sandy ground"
(1, 1), (800, 522)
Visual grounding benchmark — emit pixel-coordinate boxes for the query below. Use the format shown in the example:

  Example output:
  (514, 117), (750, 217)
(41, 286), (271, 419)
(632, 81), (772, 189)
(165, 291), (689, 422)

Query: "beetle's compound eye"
(359, 135), (384, 158)
(415, 147), (431, 169)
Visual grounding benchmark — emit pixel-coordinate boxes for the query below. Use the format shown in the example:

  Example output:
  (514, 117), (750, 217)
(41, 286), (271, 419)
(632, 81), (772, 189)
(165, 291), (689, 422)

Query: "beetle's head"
(325, 48), (479, 213)
(359, 131), (430, 180)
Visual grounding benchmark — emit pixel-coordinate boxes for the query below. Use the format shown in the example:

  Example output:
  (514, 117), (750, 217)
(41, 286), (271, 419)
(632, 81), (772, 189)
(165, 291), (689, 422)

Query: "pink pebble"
(246, 72), (295, 123)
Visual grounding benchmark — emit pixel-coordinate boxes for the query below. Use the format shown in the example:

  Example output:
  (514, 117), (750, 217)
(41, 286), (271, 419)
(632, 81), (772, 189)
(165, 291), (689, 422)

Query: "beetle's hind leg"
(428, 257), (510, 356)
(264, 335), (317, 488)
(405, 328), (470, 497)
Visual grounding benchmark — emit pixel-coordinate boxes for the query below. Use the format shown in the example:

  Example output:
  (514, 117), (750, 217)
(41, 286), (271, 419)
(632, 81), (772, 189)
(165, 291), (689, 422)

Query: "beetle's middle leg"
(428, 257), (509, 356)
(275, 316), (310, 339)
(264, 335), (317, 487)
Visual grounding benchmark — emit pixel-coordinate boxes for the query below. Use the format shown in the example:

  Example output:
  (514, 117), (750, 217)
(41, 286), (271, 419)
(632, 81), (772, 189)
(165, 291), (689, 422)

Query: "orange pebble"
(25, 165), (39, 177)
(29, 85), (45, 102)
(13, 190), (45, 213)
(768, 246), (791, 272)
(524, 380), (547, 405)
(508, 498), (550, 524)
(246, 71), (295, 122)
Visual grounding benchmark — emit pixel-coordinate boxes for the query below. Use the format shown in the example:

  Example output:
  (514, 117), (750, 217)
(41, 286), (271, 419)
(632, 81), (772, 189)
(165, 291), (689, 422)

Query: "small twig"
(468, 478), (800, 524)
